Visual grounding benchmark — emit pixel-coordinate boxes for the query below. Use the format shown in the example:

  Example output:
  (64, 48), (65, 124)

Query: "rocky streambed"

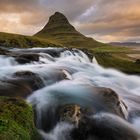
(0, 47), (140, 140)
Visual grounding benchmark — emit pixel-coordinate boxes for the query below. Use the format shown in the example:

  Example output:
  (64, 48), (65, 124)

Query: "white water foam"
(0, 47), (140, 138)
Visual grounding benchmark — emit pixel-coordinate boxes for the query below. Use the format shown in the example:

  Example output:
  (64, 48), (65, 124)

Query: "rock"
(71, 113), (140, 140)
(0, 47), (9, 55)
(58, 103), (94, 127)
(15, 53), (39, 64)
(13, 71), (44, 91)
(0, 97), (41, 140)
(0, 79), (32, 98)
(0, 71), (44, 98)
(58, 104), (82, 126)
(90, 87), (128, 119)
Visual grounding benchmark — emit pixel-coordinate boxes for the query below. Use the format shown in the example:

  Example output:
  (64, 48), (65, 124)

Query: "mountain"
(35, 12), (104, 48)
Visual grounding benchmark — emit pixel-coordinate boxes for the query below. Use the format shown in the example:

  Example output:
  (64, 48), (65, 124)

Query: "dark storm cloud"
(0, 0), (140, 42)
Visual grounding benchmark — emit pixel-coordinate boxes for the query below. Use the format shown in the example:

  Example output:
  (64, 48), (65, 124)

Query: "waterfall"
(0, 47), (140, 140)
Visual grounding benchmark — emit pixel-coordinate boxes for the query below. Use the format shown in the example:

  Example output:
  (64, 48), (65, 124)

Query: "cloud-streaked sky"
(0, 0), (140, 43)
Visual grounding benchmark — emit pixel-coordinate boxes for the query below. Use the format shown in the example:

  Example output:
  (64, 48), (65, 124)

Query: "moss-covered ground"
(0, 97), (40, 140)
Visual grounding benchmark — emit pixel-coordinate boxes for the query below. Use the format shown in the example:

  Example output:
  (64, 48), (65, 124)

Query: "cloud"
(0, 0), (139, 42)
(75, 0), (140, 42)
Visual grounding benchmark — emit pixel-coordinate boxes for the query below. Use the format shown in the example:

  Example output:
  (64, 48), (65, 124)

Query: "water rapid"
(0, 47), (140, 140)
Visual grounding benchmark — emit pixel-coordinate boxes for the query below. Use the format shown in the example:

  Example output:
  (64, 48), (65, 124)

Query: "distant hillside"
(109, 42), (140, 47)
(35, 12), (105, 48)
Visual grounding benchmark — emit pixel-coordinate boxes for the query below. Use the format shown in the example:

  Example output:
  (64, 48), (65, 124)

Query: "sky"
(0, 0), (140, 43)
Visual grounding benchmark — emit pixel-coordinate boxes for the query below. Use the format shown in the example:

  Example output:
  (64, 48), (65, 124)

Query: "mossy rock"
(0, 97), (41, 140)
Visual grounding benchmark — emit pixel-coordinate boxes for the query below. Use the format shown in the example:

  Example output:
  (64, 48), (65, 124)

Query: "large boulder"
(0, 97), (41, 140)
(90, 87), (128, 119)
(71, 113), (140, 140)
(0, 79), (32, 98)
(15, 53), (40, 64)
(0, 47), (9, 55)
(0, 71), (44, 98)
(13, 71), (44, 91)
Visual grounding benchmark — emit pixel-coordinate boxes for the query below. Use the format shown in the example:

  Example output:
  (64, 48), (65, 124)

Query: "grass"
(92, 45), (131, 53)
(95, 53), (140, 74)
(0, 97), (40, 140)
(0, 32), (62, 48)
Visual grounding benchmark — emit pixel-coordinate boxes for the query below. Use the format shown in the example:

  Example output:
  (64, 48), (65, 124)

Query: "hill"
(0, 32), (62, 48)
(34, 12), (105, 48)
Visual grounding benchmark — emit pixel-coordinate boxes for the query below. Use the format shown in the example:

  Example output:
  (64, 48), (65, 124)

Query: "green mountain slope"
(0, 32), (62, 48)
(35, 12), (106, 48)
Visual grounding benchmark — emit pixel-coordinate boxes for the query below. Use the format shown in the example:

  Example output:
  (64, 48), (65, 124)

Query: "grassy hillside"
(95, 53), (140, 74)
(0, 32), (62, 48)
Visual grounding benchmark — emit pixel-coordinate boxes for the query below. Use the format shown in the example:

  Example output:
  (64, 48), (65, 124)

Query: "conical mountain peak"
(42, 12), (74, 30)
(48, 12), (69, 25)
(35, 12), (77, 36)
(35, 12), (101, 48)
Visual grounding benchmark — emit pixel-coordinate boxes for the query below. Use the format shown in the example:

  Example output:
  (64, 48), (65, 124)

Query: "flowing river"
(0, 47), (140, 140)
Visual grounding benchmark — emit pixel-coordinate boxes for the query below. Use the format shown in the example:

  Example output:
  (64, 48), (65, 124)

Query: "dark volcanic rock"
(13, 71), (44, 90)
(0, 71), (44, 98)
(0, 47), (9, 55)
(0, 79), (32, 98)
(89, 87), (128, 119)
(71, 113), (140, 140)
(15, 53), (40, 64)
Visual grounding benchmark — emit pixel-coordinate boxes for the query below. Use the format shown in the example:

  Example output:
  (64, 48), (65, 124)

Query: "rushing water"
(0, 47), (140, 140)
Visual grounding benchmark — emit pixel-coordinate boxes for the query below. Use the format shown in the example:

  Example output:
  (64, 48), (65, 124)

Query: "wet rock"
(90, 87), (128, 119)
(0, 71), (44, 98)
(15, 53), (39, 64)
(0, 47), (9, 55)
(13, 71), (44, 90)
(58, 104), (82, 126)
(71, 113), (140, 140)
(0, 79), (32, 98)
(58, 103), (95, 127)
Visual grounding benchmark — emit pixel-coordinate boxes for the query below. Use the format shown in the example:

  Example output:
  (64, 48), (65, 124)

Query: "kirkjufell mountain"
(35, 12), (103, 48)
(0, 12), (106, 48)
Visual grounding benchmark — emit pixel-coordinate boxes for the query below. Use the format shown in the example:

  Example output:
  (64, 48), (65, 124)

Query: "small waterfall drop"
(0, 47), (140, 140)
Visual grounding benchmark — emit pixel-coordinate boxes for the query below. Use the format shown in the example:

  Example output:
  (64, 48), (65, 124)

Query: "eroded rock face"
(58, 104), (82, 126)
